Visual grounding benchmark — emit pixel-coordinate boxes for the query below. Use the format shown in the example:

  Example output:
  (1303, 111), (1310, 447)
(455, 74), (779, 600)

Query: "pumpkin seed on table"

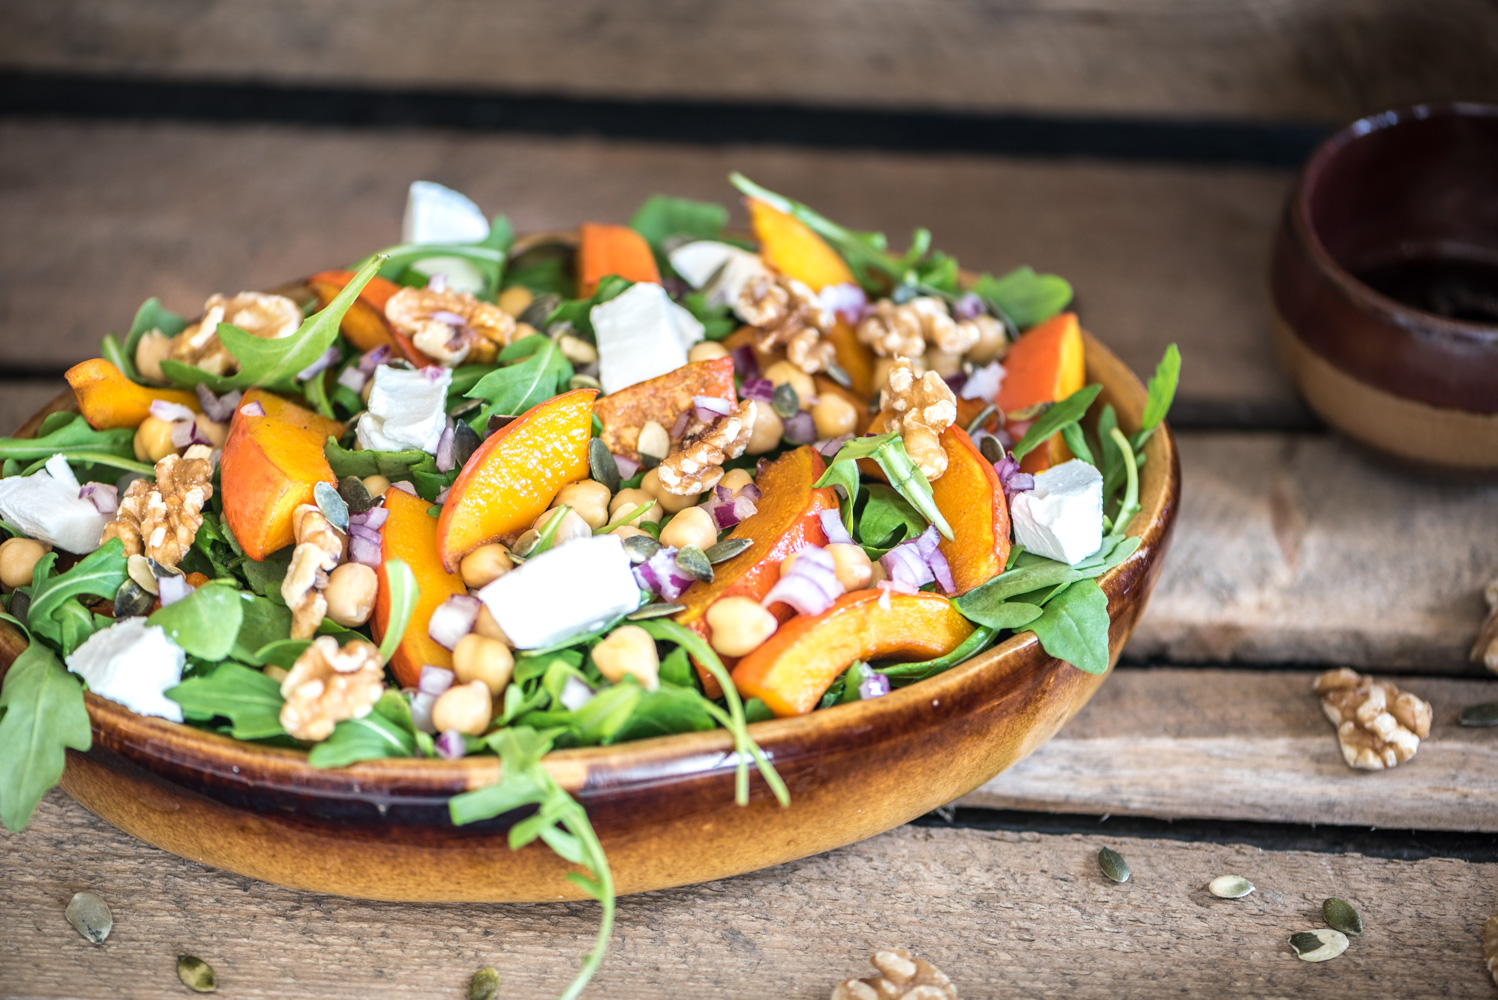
(1289, 929), (1348, 962)
(468, 966), (501, 1000)
(1460, 702), (1498, 727)
(64, 891), (112, 944)
(177, 955), (217, 992)
(1322, 897), (1363, 935)
(1097, 846), (1130, 883)
(704, 537), (753, 564)
(1207, 875), (1255, 899)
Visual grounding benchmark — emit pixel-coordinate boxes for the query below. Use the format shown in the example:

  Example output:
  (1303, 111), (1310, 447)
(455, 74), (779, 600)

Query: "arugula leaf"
(971, 266), (1074, 330)
(308, 691), (417, 767)
(520, 682), (643, 747)
(0, 414), (135, 464)
(1060, 422), (1096, 468)
(0, 638), (91, 831)
(609, 686), (717, 742)
(857, 484), (924, 550)
(544, 275), (632, 340)
(1135, 342), (1181, 448)
(167, 661), (286, 740)
(878, 626), (997, 683)
(1097, 404), (1124, 491)
(146, 583), (245, 660)
(629, 195), (729, 262)
(678, 291), (738, 342)
(953, 535), (1136, 628)
(1027, 578), (1111, 674)
(377, 559), (418, 664)
(240, 550), (291, 601)
(227, 595), (293, 665)
(817, 433), (951, 541)
(23, 540), (128, 653)
(324, 438), (434, 481)
(464, 334), (574, 425)
(1010, 383), (1103, 462)
(101, 297), (190, 383)
(1106, 426), (1141, 539)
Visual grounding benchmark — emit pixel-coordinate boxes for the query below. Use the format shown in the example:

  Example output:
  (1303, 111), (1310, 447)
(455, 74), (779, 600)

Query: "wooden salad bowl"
(0, 274), (1179, 903)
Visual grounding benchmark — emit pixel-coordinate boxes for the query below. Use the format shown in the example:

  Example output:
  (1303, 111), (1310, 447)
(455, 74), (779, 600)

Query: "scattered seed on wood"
(176, 955), (217, 992)
(675, 545), (714, 583)
(1097, 847), (1130, 883)
(1208, 875), (1255, 899)
(64, 891), (112, 945)
(1289, 929), (1348, 962)
(1460, 702), (1498, 727)
(771, 382), (800, 419)
(589, 438), (621, 494)
(468, 966), (501, 1000)
(628, 602), (686, 621)
(1322, 897), (1362, 935)
(704, 538), (753, 563)
(314, 481), (350, 532)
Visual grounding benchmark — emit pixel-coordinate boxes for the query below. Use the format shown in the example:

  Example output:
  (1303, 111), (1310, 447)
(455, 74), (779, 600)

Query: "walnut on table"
(167, 292), (302, 377)
(877, 357), (956, 481)
(279, 636), (385, 742)
(1470, 578), (1498, 674)
(281, 504), (346, 640)
(655, 400), (757, 496)
(831, 949), (958, 1000)
(736, 272), (837, 374)
(101, 445), (215, 568)
(1313, 667), (1432, 770)
(385, 286), (516, 366)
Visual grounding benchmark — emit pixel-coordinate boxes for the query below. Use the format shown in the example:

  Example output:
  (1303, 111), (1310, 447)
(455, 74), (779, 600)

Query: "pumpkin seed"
(824, 360), (852, 389)
(1097, 846), (1130, 883)
(314, 481), (349, 532)
(675, 545), (714, 583)
(7, 587), (29, 626)
(965, 403), (998, 436)
(468, 966), (501, 1000)
(1207, 875), (1255, 899)
(569, 374), (603, 391)
(452, 422), (482, 470)
(621, 533), (662, 564)
(1289, 929), (1348, 962)
(337, 475), (376, 514)
(771, 382), (800, 419)
(519, 292), (561, 330)
(628, 602), (686, 621)
(510, 529), (541, 559)
(1322, 897), (1362, 935)
(589, 437), (621, 494)
(486, 413), (518, 436)
(127, 554), (160, 596)
(703, 537), (753, 564)
(176, 955), (218, 992)
(146, 557), (182, 581)
(64, 891), (112, 945)
(113, 579), (155, 618)
(1460, 702), (1498, 727)
(977, 434), (1004, 465)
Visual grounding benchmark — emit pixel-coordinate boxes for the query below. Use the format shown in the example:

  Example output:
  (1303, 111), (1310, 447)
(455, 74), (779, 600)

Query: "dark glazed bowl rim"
(1292, 101), (1498, 347)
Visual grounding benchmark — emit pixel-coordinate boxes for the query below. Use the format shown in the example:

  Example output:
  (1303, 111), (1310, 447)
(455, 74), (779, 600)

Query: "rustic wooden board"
(0, 120), (1297, 414)
(5, 0), (1498, 121)
(1131, 433), (1498, 673)
(0, 381), (60, 434)
(964, 667), (1498, 831)
(2, 791), (1494, 999)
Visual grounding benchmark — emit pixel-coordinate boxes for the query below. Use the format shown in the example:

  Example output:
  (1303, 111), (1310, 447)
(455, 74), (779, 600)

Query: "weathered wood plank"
(0, 382), (61, 435)
(0, 120), (1296, 414)
(1, 791), (1494, 998)
(1131, 433), (1498, 673)
(5, 0), (1498, 121)
(964, 667), (1498, 831)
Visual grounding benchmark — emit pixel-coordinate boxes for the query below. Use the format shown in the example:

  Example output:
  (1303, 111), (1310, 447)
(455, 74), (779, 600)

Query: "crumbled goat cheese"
(1009, 458), (1104, 565)
(401, 180), (491, 294)
(592, 283), (704, 395)
(669, 240), (771, 311)
(0, 453), (109, 553)
(477, 535), (641, 649)
(66, 617), (186, 722)
(356, 365), (452, 453)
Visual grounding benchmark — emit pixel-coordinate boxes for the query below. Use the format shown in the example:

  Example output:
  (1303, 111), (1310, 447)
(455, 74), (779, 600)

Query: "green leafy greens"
(464, 334), (575, 426)
(0, 635), (91, 832)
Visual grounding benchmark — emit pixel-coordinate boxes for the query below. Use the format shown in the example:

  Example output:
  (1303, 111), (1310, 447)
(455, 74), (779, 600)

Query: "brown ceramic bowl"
(1271, 103), (1498, 470)
(0, 273), (1178, 903)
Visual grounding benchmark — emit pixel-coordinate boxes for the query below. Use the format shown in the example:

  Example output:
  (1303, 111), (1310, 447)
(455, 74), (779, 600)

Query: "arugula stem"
(555, 803), (616, 1000)
(1107, 427), (1140, 539)
(728, 173), (904, 283)
(19, 452), (154, 477)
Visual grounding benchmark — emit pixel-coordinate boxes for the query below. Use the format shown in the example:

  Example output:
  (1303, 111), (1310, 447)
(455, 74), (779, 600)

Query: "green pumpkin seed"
(1097, 846), (1130, 883)
(176, 955), (217, 992)
(452, 422), (482, 470)
(977, 434), (1004, 465)
(965, 403), (998, 437)
(1289, 929), (1348, 962)
(771, 382), (801, 419)
(824, 360), (852, 389)
(628, 602), (686, 621)
(1322, 897), (1362, 935)
(113, 579), (155, 618)
(703, 537), (753, 563)
(1207, 875), (1255, 899)
(8, 588), (30, 626)
(519, 292), (561, 330)
(127, 554), (159, 596)
(569, 374), (603, 391)
(621, 533), (662, 564)
(468, 966), (501, 1000)
(510, 529), (541, 559)
(64, 891), (112, 945)
(675, 545), (714, 583)
(589, 437), (621, 494)
(1459, 702), (1498, 727)
(337, 475), (376, 515)
(314, 481), (350, 532)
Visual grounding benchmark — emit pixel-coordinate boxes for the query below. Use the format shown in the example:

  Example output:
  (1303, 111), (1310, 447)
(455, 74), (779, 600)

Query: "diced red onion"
(347, 523), (382, 544)
(701, 482), (760, 530)
(409, 690), (437, 734)
(194, 384), (242, 422)
(79, 482), (119, 514)
(881, 543), (934, 590)
(992, 452), (1035, 502)
(428, 594), (482, 650)
(781, 410), (816, 445)
(730, 344), (760, 379)
(739, 376), (775, 403)
(762, 545), (841, 616)
(170, 418), (212, 449)
(434, 424), (456, 471)
(351, 506), (389, 530)
(910, 524), (940, 559)
(296, 346), (341, 382)
(819, 508), (853, 546)
(150, 399), (196, 423)
(337, 366), (369, 394)
(347, 534), (380, 566)
(427, 273), (448, 293)
(814, 434), (852, 459)
(876, 578), (919, 610)
(960, 361), (1006, 401)
(817, 283), (868, 324)
(422, 365), (447, 384)
(390, 480), (417, 495)
(418, 664), (456, 696)
(434, 729), (467, 759)
(692, 395), (734, 422)
(560, 676), (594, 711)
(943, 371), (968, 394)
(738, 483), (762, 503)
(928, 545), (956, 595)
(953, 292), (985, 321)
(358, 345), (392, 372)
(157, 573), (191, 607)
(633, 545), (696, 601)
(613, 453), (640, 480)
(429, 309), (469, 328)
(239, 400), (266, 418)
(670, 411), (689, 439)
(858, 673), (892, 699)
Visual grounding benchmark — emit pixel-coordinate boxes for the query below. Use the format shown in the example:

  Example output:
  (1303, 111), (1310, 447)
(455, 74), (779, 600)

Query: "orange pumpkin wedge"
(732, 590), (975, 717)
(995, 312), (1085, 473)
(308, 269), (432, 366)
(65, 358), (202, 430)
(593, 356), (736, 460)
(577, 223), (660, 298)
(931, 426), (1012, 594)
(746, 199), (856, 291)
(373, 486), (468, 689)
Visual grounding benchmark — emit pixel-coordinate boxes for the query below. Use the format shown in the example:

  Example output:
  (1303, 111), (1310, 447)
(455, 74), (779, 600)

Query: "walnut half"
(281, 504), (345, 640)
(101, 445), (215, 568)
(279, 636), (385, 742)
(1314, 667), (1432, 771)
(877, 357), (956, 481)
(831, 949), (958, 1000)
(655, 399), (757, 496)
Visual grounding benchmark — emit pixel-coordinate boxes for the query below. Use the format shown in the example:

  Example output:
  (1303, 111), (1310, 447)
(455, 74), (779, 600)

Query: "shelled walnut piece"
(101, 445), (214, 568)
(385, 286), (515, 366)
(1313, 667), (1432, 771)
(736, 272), (836, 374)
(655, 399), (758, 496)
(856, 297), (984, 360)
(1470, 578), (1498, 674)
(831, 949), (958, 1000)
(279, 636), (385, 742)
(166, 292), (302, 377)
(281, 504), (344, 640)
(877, 357), (956, 481)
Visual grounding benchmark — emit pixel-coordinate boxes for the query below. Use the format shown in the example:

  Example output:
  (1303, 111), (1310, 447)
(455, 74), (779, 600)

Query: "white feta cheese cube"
(66, 617), (186, 722)
(356, 365), (452, 453)
(0, 453), (109, 553)
(669, 240), (770, 310)
(1009, 458), (1104, 565)
(402, 181), (491, 294)
(592, 283), (703, 394)
(477, 535), (642, 650)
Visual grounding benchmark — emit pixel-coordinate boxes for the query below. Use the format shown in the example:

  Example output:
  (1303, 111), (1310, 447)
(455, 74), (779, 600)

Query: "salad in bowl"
(0, 174), (1178, 998)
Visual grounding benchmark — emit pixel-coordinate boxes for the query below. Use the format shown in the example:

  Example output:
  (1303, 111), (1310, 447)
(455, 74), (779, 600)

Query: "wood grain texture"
(0, 120), (1297, 413)
(2, 791), (1496, 999)
(1130, 433), (1498, 673)
(0, 382), (62, 434)
(4, 0), (1498, 121)
(964, 667), (1498, 831)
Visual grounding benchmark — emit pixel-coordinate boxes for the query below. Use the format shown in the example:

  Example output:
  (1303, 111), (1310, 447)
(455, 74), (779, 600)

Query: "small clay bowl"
(1271, 103), (1498, 470)
(0, 271), (1179, 904)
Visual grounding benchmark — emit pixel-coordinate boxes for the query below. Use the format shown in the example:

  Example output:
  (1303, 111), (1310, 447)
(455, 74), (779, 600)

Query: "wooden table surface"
(4, 4), (1498, 997)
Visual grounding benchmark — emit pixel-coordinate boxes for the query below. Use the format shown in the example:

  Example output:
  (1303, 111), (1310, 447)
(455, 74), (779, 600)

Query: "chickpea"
(553, 479), (612, 529)
(194, 413), (229, 448)
(497, 285), (534, 318)
(923, 348), (963, 379)
(828, 543), (874, 591)
(473, 605), (511, 644)
(872, 356), (922, 392)
(965, 315), (1007, 365)
(610, 524), (649, 540)
(134, 330), (173, 383)
(687, 341), (730, 363)
(660, 506), (717, 551)
(360, 378), (375, 404)
(324, 562), (377, 627)
(811, 393), (859, 439)
(263, 664), (289, 684)
(132, 415), (176, 463)
(608, 487), (664, 529)
(763, 360), (816, 409)
(706, 596), (779, 657)
(719, 467), (754, 493)
(361, 474), (391, 498)
(591, 625), (660, 690)
(452, 633), (515, 696)
(431, 679), (493, 736)
(532, 506), (592, 547)
(641, 467), (714, 514)
(0, 537), (47, 590)
(745, 407), (783, 454)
